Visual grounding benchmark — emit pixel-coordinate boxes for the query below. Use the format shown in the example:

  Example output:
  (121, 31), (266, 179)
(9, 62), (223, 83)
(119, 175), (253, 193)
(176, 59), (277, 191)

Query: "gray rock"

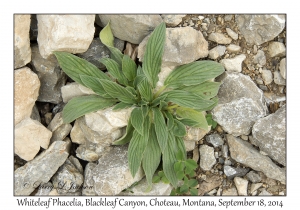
(161, 14), (186, 27)
(235, 15), (285, 45)
(77, 38), (125, 70)
(37, 15), (95, 59)
(199, 145), (217, 171)
(184, 140), (196, 152)
(234, 177), (248, 196)
(14, 140), (69, 195)
(61, 82), (96, 103)
(47, 112), (64, 132)
(274, 71), (286, 85)
(35, 182), (54, 196)
(220, 54), (246, 73)
(119, 175), (173, 195)
(261, 69), (273, 85)
(222, 144), (229, 158)
(205, 134), (224, 147)
(222, 187), (238, 196)
(14, 15), (31, 68)
(138, 27), (208, 67)
(209, 46), (226, 59)
(208, 32), (232, 44)
(226, 44), (241, 53)
(246, 171), (262, 183)
(226, 28), (238, 40)
(50, 123), (72, 143)
(15, 118), (52, 161)
(212, 72), (268, 136)
(98, 15), (163, 44)
(259, 189), (272, 196)
(253, 50), (266, 66)
(14, 67), (40, 125)
(89, 145), (144, 195)
(31, 44), (67, 104)
(70, 107), (131, 161)
(268, 41), (286, 57)
(30, 105), (41, 122)
(252, 105), (286, 166)
(51, 155), (84, 194)
(226, 134), (285, 183)
(82, 162), (97, 196)
(224, 166), (250, 179)
(250, 183), (263, 194)
(279, 58), (286, 79)
(224, 15), (233, 22)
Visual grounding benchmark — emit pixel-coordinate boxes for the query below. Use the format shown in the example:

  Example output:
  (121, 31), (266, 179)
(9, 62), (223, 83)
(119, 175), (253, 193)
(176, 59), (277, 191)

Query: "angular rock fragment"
(119, 175), (173, 195)
(61, 82), (96, 103)
(212, 72), (268, 136)
(15, 118), (52, 161)
(31, 44), (67, 104)
(14, 67), (40, 125)
(268, 41), (286, 57)
(90, 145), (144, 195)
(138, 27), (208, 67)
(234, 177), (248, 196)
(199, 145), (216, 171)
(37, 15), (95, 59)
(14, 14), (31, 68)
(14, 141), (69, 195)
(161, 14), (186, 27)
(98, 15), (163, 44)
(51, 156), (84, 194)
(251, 105), (286, 166)
(208, 32), (232, 44)
(235, 15), (285, 45)
(220, 54), (246, 73)
(226, 135), (285, 183)
(209, 46), (226, 59)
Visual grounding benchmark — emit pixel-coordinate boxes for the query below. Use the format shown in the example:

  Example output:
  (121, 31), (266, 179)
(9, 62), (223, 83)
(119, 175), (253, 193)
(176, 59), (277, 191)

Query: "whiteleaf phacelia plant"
(53, 21), (224, 190)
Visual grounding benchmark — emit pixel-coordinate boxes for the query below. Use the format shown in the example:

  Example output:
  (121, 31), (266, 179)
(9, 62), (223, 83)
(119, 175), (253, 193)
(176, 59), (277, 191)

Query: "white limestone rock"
(37, 15), (95, 59)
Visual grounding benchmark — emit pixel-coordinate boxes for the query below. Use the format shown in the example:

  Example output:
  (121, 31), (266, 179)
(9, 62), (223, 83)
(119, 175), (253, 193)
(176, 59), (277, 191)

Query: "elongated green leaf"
(142, 124), (162, 189)
(138, 78), (153, 102)
(181, 81), (221, 99)
(175, 137), (187, 160)
(99, 79), (136, 104)
(62, 95), (116, 123)
(163, 132), (178, 187)
(152, 107), (168, 151)
(142, 22), (166, 87)
(130, 107), (145, 135)
(112, 102), (133, 111)
(151, 94), (167, 107)
(141, 105), (149, 118)
(112, 118), (134, 145)
(99, 57), (128, 86)
(196, 97), (219, 112)
(133, 74), (146, 89)
(163, 90), (215, 110)
(128, 116), (151, 177)
(176, 107), (209, 131)
(122, 55), (137, 81)
(99, 21), (123, 64)
(172, 119), (186, 137)
(164, 61), (224, 89)
(53, 51), (111, 86)
(79, 75), (111, 98)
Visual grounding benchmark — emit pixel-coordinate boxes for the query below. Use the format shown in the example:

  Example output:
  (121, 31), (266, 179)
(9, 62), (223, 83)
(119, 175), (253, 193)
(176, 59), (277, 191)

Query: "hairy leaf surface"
(62, 95), (116, 124)
(53, 51), (110, 86)
(142, 22), (166, 87)
(164, 61), (224, 88)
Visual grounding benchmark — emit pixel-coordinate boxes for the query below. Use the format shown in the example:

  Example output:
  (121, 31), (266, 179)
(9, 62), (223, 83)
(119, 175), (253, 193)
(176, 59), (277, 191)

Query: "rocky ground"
(14, 14), (286, 196)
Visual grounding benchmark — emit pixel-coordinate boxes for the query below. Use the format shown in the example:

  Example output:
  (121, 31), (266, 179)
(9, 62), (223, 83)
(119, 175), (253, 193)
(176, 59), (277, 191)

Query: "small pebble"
(240, 135), (248, 141)
(198, 15), (205, 20)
